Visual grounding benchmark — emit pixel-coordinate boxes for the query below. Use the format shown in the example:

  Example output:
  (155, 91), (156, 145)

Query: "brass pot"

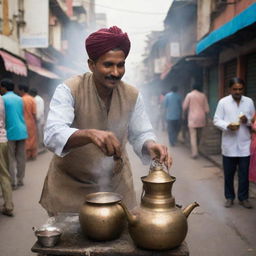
(119, 162), (199, 250)
(79, 192), (125, 241)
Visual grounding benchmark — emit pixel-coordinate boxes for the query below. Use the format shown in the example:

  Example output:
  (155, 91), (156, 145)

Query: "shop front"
(0, 49), (28, 87)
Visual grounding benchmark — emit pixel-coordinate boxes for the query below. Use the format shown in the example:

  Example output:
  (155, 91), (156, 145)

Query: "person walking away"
(164, 86), (182, 146)
(40, 26), (172, 216)
(182, 83), (209, 158)
(214, 77), (255, 208)
(155, 91), (166, 131)
(0, 79), (28, 188)
(0, 94), (14, 216)
(28, 88), (45, 153)
(249, 113), (256, 183)
(18, 85), (37, 160)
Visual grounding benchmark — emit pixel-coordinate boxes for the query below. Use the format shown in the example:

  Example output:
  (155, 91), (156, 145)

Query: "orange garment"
(22, 93), (37, 159)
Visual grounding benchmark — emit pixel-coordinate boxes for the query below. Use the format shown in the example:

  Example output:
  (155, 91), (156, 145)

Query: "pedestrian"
(214, 77), (255, 208)
(18, 84), (37, 160)
(28, 88), (45, 153)
(0, 79), (28, 188)
(0, 94), (14, 217)
(249, 113), (256, 183)
(148, 93), (159, 129)
(164, 86), (182, 146)
(156, 91), (166, 131)
(182, 83), (209, 158)
(40, 26), (172, 216)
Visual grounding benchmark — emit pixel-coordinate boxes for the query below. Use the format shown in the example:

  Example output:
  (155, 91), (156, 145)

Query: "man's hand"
(239, 114), (248, 124)
(87, 129), (121, 157)
(143, 140), (172, 168)
(64, 129), (121, 157)
(227, 123), (240, 131)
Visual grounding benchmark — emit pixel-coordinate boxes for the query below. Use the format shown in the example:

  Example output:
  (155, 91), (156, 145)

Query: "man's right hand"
(64, 129), (121, 157)
(227, 123), (240, 131)
(86, 129), (121, 157)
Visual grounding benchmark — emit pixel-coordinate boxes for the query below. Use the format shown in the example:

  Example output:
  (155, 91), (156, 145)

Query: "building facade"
(142, 0), (256, 155)
(0, 0), (96, 115)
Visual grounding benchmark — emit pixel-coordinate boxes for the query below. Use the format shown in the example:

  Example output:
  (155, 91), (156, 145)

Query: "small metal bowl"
(33, 226), (62, 247)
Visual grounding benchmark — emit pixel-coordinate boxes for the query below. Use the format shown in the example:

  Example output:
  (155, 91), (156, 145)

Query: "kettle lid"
(142, 166), (175, 183)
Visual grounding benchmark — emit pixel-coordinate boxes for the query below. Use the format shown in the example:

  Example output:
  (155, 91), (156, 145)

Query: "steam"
(92, 156), (116, 192)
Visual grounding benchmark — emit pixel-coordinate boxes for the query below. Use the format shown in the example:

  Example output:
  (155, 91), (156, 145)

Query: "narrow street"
(0, 132), (255, 256)
(1, 1), (256, 256)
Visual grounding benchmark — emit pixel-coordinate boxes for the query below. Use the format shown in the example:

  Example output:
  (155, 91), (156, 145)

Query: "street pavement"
(0, 131), (255, 256)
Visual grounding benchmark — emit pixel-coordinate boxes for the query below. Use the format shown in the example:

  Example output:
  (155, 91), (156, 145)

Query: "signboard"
(154, 58), (165, 74)
(170, 42), (180, 57)
(2, 0), (11, 35)
(20, 0), (49, 48)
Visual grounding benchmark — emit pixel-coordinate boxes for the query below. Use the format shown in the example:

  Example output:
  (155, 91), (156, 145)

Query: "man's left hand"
(239, 114), (248, 124)
(143, 140), (172, 168)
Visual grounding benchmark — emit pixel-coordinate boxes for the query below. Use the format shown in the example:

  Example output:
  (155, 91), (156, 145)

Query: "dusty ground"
(0, 132), (255, 256)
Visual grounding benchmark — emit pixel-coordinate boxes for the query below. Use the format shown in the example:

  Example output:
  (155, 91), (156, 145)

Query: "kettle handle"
(140, 187), (145, 201)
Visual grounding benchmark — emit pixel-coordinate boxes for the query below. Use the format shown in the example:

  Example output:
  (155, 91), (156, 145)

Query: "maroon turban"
(85, 26), (131, 61)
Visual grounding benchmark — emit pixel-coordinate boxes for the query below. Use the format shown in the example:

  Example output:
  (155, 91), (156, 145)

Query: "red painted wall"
(212, 0), (255, 31)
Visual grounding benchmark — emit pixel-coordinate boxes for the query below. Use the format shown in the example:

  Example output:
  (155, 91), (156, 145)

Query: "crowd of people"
(0, 25), (255, 219)
(0, 26), (172, 219)
(160, 77), (256, 209)
(0, 79), (45, 217)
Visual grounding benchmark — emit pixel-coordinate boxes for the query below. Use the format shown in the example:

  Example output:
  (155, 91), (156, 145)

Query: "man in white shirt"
(214, 77), (255, 208)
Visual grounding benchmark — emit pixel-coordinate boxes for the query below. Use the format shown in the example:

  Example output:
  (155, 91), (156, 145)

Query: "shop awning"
(28, 64), (60, 79)
(0, 50), (27, 76)
(196, 3), (256, 54)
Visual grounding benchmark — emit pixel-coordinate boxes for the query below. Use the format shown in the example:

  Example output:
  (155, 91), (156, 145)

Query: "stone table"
(31, 213), (189, 256)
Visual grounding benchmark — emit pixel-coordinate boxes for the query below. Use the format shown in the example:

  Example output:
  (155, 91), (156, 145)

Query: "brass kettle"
(119, 162), (199, 250)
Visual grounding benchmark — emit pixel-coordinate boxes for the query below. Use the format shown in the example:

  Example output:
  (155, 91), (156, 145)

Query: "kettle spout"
(118, 202), (137, 226)
(182, 202), (199, 218)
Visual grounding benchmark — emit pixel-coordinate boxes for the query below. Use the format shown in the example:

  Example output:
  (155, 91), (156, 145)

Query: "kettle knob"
(150, 159), (169, 174)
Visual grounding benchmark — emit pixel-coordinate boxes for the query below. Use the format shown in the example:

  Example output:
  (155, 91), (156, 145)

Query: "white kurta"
(214, 95), (255, 157)
(44, 83), (157, 163)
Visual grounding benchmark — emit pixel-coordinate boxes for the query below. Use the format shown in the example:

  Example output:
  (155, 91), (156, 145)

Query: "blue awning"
(196, 3), (256, 54)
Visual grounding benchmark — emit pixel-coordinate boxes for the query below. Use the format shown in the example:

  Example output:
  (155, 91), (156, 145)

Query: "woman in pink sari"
(249, 114), (256, 183)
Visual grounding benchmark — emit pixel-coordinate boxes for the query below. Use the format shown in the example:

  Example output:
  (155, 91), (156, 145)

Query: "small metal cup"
(33, 226), (62, 247)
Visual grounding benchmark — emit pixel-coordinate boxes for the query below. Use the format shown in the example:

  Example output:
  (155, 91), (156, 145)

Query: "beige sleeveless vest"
(40, 73), (139, 215)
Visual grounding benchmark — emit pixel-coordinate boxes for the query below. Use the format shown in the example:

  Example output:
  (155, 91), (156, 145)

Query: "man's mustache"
(105, 75), (121, 81)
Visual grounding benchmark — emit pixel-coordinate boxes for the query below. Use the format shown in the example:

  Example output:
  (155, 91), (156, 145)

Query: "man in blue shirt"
(164, 86), (182, 146)
(0, 79), (28, 188)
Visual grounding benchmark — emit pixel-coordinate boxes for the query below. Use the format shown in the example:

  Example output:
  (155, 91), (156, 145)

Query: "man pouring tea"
(40, 26), (172, 216)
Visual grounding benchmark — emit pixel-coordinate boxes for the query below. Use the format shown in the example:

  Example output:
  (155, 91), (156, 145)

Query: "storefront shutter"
(224, 59), (237, 96)
(246, 53), (256, 103)
(199, 66), (221, 156)
(208, 66), (219, 118)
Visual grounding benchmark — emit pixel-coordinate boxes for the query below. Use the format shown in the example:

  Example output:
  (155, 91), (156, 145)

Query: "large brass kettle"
(119, 162), (199, 250)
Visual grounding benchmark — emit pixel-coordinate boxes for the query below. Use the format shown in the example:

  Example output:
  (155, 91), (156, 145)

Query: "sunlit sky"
(95, 0), (173, 65)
